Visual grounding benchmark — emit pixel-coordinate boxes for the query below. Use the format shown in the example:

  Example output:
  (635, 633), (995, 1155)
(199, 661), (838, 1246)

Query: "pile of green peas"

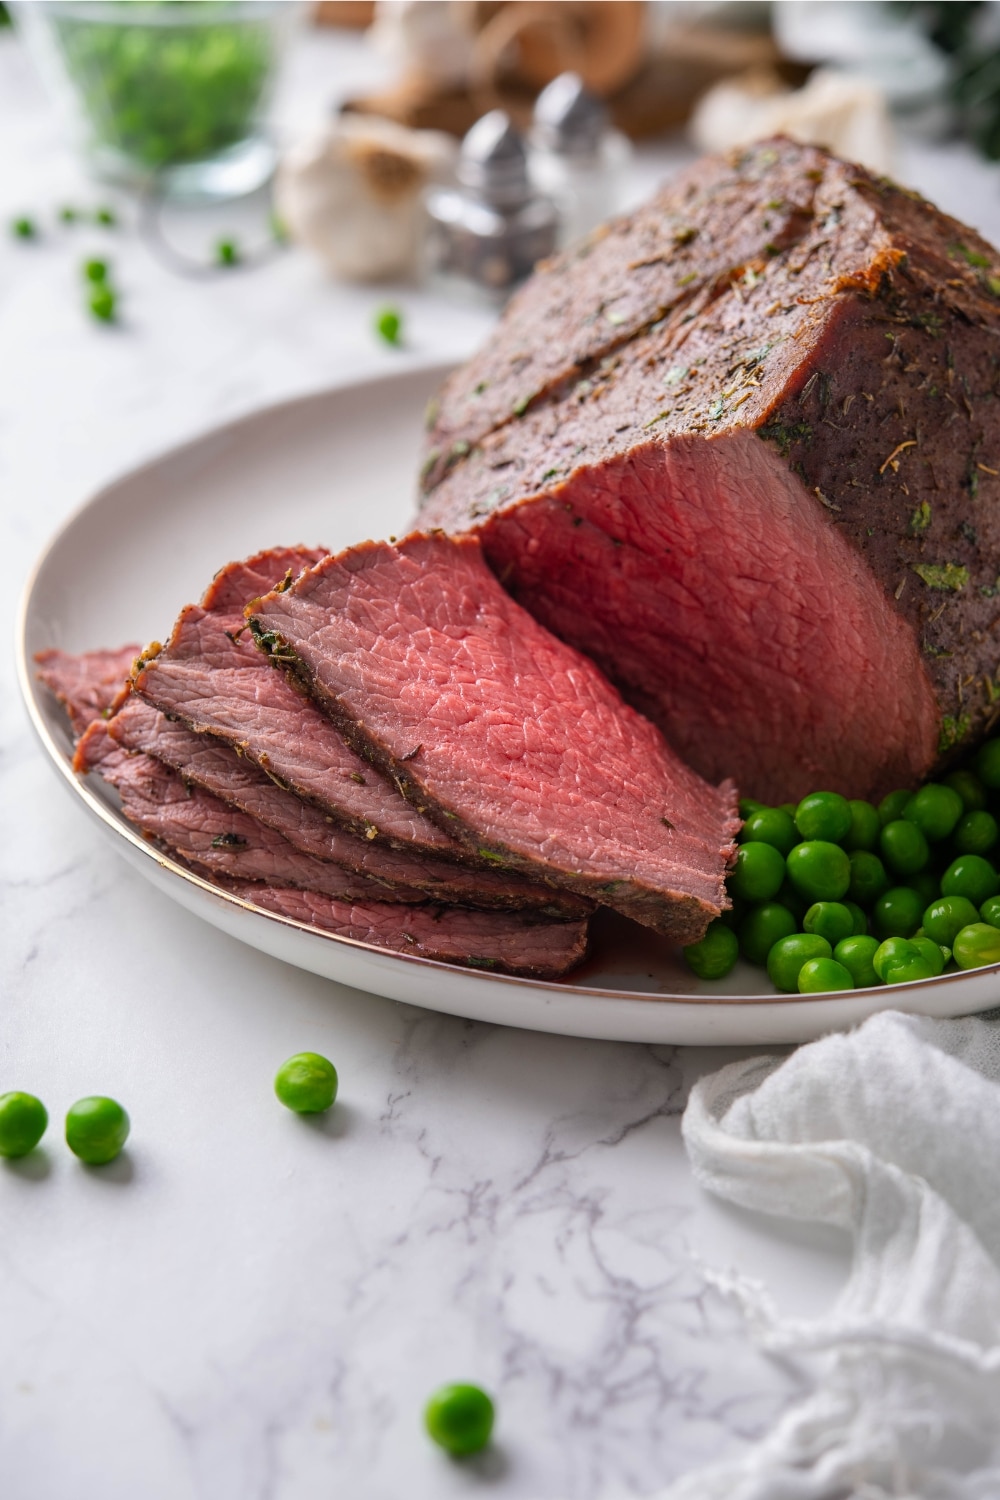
(684, 737), (1000, 993)
(51, 7), (276, 173)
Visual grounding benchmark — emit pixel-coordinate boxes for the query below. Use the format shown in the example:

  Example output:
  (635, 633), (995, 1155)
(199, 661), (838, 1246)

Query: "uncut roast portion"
(419, 137), (1000, 804)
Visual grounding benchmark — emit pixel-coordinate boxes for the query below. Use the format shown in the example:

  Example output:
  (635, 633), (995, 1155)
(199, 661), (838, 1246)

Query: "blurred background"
(3, 0), (1000, 319)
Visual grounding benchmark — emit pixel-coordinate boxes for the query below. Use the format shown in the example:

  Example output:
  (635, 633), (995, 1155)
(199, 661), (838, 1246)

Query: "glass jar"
(14, 1), (300, 199)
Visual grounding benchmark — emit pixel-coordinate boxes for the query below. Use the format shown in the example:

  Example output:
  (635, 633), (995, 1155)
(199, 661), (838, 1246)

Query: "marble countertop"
(3, 25), (999, 1500)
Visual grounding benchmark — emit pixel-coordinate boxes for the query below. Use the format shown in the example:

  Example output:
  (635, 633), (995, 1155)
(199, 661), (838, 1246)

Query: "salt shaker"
(529, 73), (632, 246)
(426, 110), (559, 301)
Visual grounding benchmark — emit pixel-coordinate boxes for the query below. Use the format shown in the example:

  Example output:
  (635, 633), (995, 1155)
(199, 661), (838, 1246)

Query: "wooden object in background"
(338, 3), (801, 141)
(608, 25), (808, 139)
(314, 2), (376, 27)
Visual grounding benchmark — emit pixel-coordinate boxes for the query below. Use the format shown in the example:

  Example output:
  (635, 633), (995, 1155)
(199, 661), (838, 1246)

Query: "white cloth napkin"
(661, 1010), (1000, 1499)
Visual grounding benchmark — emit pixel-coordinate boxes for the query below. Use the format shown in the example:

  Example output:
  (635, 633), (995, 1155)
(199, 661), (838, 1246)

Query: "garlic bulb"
(691, 67), (895, 178)
(275, 117), (458, 282)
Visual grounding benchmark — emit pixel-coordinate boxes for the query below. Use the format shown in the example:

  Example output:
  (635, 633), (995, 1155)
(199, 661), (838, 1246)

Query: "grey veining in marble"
(3, 26), (999, 1500)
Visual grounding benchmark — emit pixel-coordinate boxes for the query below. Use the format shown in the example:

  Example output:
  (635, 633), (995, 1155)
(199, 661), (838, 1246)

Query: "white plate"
(18, 365), (1000, 1044)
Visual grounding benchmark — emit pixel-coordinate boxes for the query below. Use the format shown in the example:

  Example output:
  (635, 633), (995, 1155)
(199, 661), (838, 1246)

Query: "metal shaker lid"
(458, 110), (530, 208)
(532, 72), (608, 157)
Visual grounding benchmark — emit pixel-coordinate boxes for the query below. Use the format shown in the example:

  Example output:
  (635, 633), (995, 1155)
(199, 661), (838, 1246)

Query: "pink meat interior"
(479, 431), (940, 803)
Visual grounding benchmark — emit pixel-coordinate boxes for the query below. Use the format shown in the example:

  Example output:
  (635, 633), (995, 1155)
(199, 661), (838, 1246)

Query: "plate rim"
(17, 366), (1000, 1017)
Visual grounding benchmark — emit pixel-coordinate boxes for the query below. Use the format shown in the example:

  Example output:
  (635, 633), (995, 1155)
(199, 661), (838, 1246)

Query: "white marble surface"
(2, 24), (999, 1500)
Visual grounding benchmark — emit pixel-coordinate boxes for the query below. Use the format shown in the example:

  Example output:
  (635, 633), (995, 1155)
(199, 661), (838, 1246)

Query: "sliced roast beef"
(35, 645), (140, 737)
(132, 551), (472, 859)
(419, 137), (1000, 801)
(73, 721), (422, 901)
(247, 532), (738, 942)
(107, 696), (587, 918)
(72, 718), (588, 978)
(223, 882), (589, 978)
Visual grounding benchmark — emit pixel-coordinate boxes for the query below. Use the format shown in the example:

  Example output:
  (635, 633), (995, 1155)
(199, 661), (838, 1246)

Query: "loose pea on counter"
(274, 1052), (339, 1114)
(683, 742), (1000, 989)
(65, 1096), (130, 1165)
(424, 1383), (495, 1457)
(0, 1092), (48, 1159)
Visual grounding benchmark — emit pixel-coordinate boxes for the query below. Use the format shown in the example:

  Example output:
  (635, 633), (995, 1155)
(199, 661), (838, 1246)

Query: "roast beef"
(224, 882), (589, 978)
(247, 532), (739, 942)
(35, 645), (140, 736)
(419, 137), (1000, 802)
(132, 551), (474, 859)
(71, 718), (588, 977)
(107, 696), (587, 917)
(73, 720), (421, 902)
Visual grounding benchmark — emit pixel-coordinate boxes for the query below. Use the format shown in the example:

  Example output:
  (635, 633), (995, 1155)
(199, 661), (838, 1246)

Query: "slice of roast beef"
(247, 532), (739, 942)
(107, 696), (587, 918)
(73, 719), (588, 978)
(419, 137), (1000, 801)
(223, 882), (589, 978)
(35, 645), (140, 737)
(73, 720), (422, 902)
(132, 551), (473, 859)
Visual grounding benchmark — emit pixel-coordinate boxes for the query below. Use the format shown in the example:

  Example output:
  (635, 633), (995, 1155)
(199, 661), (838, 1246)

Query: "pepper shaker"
(425, 110), (559, 301)
(529, 73), (632, 246)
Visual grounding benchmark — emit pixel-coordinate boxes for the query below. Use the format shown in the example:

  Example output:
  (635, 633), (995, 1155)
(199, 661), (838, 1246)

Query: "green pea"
(424, 1383), (494, 1456)
(216, 237), (240, 266)
(834, 934), (881, 987)
(952, 922), (1000, 970)
(767, 933), (832, 993)
(95, 207), (117, 227)
(873, 937), (921, 981)
(11, 216), (36, 239)
(879, 819), (929, 877)
(883, 957), (935, 985)
(737, 902), (797, 966)
(65, 1096), (130, 1165)
(83, 257), (108, 283)
(922, 895), (981, 946)
(873, 886), (924, 939)
(910, 935), (946, 976)
(738, 798), (764, 819)
(847, 850), (889, 906)
(903, 783), (963, 842)
(785, 841), (851, 902)
(941, 854), (1000, 906)
(844, 900), (869, 934)
(739, 807), (797, 856)
(59, 205), (80, 223)
(274, 1052), (339, 1114)
(974, 738), (1000, 790)
(0, 1092), (48, 1158)
(375, 306), (404, 346)
(952, 810), (999, 856)
(878, 789), (913, 826)
(729, 841), (785, 902)
(89, 285), (117, 322)
(778, 802), (798, 817)
(944, 769), (988, 812)
(803, 901), (855, 946)
(797, 957), (854, 993)
(844, 799), (880, 852)
(980, 895), (1000, 929)
(794, 791), (852, 844)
